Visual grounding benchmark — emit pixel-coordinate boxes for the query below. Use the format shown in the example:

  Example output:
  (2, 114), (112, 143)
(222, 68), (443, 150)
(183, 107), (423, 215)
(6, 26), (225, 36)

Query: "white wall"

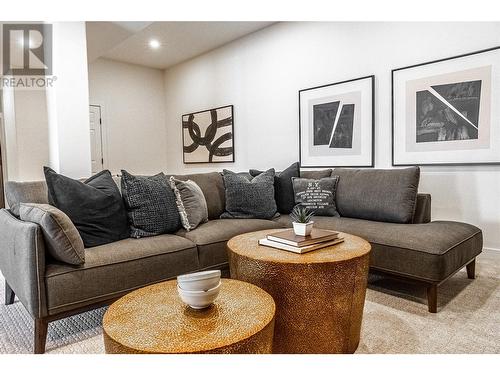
(1, 23), (100, 182)
(0, 88), (50, 182)
(88, 58), (167, 175)
(163, 22), (500, 250)
(12, 90), (50, 180)
(46, 22), (92, 179)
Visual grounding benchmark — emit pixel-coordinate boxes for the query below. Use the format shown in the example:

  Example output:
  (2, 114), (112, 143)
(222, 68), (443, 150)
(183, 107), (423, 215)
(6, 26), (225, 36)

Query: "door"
(89, 105), (104, 174)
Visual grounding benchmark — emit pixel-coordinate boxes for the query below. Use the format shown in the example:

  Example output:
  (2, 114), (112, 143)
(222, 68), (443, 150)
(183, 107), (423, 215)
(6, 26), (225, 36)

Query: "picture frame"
(182, 104), (235, 164)
(392, 46), (500, 166)
(299, 75), (375, 168)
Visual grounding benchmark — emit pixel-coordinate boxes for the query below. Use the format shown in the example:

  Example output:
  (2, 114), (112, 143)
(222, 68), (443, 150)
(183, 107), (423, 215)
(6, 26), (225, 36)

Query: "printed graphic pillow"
(292, 177), (340, 217)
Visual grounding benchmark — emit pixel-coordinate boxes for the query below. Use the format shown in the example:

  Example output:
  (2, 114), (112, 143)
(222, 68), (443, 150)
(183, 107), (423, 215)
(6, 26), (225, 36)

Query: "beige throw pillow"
(19, 203), (85, 265)
(169, 177), (208, 231)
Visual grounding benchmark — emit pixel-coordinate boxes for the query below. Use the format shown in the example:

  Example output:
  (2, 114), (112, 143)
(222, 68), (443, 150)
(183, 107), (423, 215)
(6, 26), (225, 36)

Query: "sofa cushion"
(44, 235), (198, 315)
(300, 169), (332, 179)
(221, 169), (278, 219)
(19, 203), (85, 265)
(172, 172), (225, 220)
(274, 215), (482, 282)
(177, 218), (283, 268)
(5, 180), (49, 216)
(332, 167), (420, 224)
(45, 167), (129, 248)
(250, 162), (300, 214)
(413, 193), (431, 224)
(121, 170), (181, 237)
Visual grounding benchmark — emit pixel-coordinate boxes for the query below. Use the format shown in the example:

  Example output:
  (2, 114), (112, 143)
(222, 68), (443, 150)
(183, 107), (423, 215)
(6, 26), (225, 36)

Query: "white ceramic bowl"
(177, 270), (221, 292)
(177, 282), (221, 309)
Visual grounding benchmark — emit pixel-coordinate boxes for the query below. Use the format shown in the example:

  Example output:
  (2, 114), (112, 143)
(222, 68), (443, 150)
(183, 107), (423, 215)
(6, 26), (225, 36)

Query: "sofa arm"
(413, 193), (431, 224)
(0, 209), (48, 318)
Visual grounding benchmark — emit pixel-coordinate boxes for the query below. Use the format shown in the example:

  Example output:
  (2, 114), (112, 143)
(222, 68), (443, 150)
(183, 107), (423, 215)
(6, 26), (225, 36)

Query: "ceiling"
(86, 21), (275, 69)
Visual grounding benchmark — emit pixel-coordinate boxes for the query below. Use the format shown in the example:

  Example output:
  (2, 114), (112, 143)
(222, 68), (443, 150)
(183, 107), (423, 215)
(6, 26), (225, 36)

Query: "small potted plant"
(290, 205), (315, 236)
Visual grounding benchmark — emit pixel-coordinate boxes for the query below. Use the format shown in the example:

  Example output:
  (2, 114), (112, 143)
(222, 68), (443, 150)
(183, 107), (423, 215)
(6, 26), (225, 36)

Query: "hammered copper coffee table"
(102, 278), (275, 354)
(227, 229), (371, 354)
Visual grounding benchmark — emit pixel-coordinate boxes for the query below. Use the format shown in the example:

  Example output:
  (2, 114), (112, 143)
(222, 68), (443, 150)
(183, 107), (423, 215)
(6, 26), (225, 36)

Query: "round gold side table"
(103, 278), (275, 354)
(227, 229), (371, 354)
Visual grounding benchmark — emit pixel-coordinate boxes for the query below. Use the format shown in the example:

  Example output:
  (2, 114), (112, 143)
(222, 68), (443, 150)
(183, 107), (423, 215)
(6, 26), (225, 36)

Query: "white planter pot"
(293, 221), (314, 236)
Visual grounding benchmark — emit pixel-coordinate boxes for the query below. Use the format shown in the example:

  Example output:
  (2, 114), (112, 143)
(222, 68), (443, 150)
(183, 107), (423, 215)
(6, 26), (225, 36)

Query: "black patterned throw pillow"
(292, 176), (340, 217)
(121, 170), (181, 238)
(249, 162), (300, 214)
(221, 169), (278, 219)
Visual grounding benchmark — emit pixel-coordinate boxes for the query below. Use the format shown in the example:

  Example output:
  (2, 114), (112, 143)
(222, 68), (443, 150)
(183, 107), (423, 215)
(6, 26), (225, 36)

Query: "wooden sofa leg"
(34, 318), (48, 354)
(5, 281), (15, 305)
(427, 284), (437, 313)
(466, 259), (476, 279)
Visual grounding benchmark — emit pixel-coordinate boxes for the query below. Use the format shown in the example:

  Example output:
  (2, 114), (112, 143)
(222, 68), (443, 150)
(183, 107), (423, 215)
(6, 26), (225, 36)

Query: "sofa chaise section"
(275, 213), (482, 312)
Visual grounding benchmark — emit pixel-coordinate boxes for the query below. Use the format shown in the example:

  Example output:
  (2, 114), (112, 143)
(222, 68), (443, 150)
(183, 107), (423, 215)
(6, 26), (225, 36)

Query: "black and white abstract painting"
(313, 102), (355, 148)
(182, 105), (234, 164)
(299, 75), (374, 168)
(416, 80), (481, 143)
(393, 46), (500, 166)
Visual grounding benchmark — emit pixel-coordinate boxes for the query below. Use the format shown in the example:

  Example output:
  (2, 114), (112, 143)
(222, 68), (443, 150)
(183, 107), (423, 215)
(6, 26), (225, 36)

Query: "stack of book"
(259, 228), (344, 254)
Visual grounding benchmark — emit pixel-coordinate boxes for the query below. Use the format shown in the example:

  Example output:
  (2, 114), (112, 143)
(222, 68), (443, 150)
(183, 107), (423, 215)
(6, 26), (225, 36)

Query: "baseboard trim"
(483, 246), (500, 253)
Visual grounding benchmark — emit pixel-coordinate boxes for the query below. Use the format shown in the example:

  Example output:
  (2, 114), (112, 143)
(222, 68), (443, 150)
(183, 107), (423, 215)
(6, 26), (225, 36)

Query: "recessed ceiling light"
(149, 39), (161, 49)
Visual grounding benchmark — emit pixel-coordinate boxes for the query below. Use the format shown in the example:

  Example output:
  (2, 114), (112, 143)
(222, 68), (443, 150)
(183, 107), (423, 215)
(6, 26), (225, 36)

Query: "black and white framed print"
(392, 46), (500, 166)
(299, 75), (374, 168)
(182, 105), (234, 164)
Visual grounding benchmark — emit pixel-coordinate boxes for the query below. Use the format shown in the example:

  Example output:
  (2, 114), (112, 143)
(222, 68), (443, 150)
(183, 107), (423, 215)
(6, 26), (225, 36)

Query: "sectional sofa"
(0, 168), (482, 353)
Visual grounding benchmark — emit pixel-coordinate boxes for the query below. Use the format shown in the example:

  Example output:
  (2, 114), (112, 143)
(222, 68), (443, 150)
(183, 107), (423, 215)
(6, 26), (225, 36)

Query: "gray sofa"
(0, 169), (482, 353)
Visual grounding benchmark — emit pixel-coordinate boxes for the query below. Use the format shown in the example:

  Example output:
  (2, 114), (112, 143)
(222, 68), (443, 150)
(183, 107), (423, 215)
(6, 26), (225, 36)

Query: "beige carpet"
(1, 250), (499, 354)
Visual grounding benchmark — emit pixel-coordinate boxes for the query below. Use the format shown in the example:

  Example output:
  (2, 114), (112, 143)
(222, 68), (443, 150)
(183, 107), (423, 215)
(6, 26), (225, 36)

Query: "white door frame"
(89, 103), (109, 171)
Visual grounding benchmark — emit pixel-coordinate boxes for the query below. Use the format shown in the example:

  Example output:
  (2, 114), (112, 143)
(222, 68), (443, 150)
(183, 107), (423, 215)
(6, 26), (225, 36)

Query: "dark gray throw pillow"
(292, 177), (340, 217)
(121, 170), (181, 238)
(44, 167), (129, 248)
(221, 169), (278, 219)
(332, 167), (420, 224)
(250, 162), (300, 214)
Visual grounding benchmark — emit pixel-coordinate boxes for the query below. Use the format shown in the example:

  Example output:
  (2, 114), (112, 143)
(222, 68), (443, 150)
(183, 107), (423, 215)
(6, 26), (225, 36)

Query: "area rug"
(1, 250), (499, 354)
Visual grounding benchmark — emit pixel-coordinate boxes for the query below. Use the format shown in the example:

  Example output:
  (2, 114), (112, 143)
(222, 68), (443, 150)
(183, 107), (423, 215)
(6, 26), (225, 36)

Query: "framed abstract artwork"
(392, 46), (500, 166)
(182, 105), (234, 164)
(299, 75), (374, 168)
